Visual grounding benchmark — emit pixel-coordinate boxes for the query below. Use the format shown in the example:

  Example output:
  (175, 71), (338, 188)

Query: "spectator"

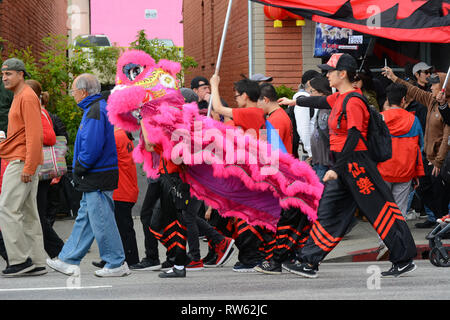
(47, 73), (130, 277)
(378, 83), (425, 218)
(307, 75), (333, 182)
(279, 53), (417, 278)
(292, 70), (320, 160)
(383, 67), (450, 227)
(352, 71), (380, 111)
(25, 79), (65, 260)
(191, 76), (229, 118)
(0, 58), (46, 276)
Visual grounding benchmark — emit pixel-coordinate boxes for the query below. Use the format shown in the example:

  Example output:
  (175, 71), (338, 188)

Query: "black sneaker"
(129, 257), (161, 271)
(23, 266), (48, 276)
(92, 260), (106, 269)
(2, 257), (35, 277)
(254, 260), (282, 275)
(203, 251), (218, 268)
(158, 267), (186, 278)
(232, 261), (258, 273)
(381, 261), (417, 278)
(160, 260), (174, 271)
(282, 261), (318, 278)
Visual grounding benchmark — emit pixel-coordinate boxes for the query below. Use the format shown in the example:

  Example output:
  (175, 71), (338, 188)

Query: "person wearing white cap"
(412, 62), (433, 92)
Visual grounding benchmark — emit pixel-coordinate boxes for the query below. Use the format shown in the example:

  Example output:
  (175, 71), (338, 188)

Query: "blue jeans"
(59, 191), (125, 269)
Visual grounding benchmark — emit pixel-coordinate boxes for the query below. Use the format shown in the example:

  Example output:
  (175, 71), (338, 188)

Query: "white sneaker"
(405, 209), (419, 221)
(46, 258), (80, 276)
(376, 244), (389, 261)
(94, 262), (131, 277)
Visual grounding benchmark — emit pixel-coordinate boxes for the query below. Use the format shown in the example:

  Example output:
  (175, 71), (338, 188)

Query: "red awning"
(252, 0), (450, 43)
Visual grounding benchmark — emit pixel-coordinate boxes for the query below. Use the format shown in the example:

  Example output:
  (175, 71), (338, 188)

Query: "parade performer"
(106, 50), (323, 276)
(107, 50), (323, 236)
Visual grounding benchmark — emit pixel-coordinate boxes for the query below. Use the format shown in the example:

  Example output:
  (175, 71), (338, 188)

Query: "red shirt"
(154, 144), (180, 174)
(232, 107), (266, 138)
(327, 90), (369, 152)
(41, 108), (56, 146)
(266, 108), (293, 155)
(113, 128), (139, 203)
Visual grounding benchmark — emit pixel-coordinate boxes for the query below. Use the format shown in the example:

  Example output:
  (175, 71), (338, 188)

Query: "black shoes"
(158, 267), (186, 278)
(415, 220), (438, 229)
(129, 257), (161, 271)
(282, 261), (318, 278)
(381, 260), (417, 278)
(254, 260), (282, 274)
(2, 257), (36, 277)
(92, 260), (107, 269)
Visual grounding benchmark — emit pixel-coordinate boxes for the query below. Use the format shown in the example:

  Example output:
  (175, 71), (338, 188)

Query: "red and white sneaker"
(214, 237), (235, 266)
(185, 259), (204, 271)
(437, 215), (450, 225)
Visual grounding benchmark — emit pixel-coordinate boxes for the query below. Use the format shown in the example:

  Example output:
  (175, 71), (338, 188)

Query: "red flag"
(252, 0), (450, 42)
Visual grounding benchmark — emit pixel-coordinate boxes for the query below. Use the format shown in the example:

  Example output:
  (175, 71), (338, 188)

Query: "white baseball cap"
(412, 62), (432, 75)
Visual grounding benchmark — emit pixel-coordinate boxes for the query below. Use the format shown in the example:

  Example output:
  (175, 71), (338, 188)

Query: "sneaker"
(376, 244), (389, 261)
(415, 220), (438, 228)
(160, 260), (174, 271)
(46, 258), (80, 276)
(214, 237), (235, 266)
(23, 266), (48, 276)
(186, 259), (204, 271)
(254, 260), (282, 275)
(95, 262), (131, 277)
(381, 260), (417, 278)
(202, 248), (218, 268)
(92, 260), (106, 269)
(405, 209), (419, 221)
(282, 261), (318, 278)
(2, 258), (35, 277)
(158, 267), (186, 278)
(437, 215), (450, 225)
(232, 261), (258, 273)
(129, 257), (161, 271)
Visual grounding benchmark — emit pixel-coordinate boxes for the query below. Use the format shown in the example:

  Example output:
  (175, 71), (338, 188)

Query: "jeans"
(58, 191), (125, 269)
(313, 164), (330, 183)
(407, 188), (436, 222)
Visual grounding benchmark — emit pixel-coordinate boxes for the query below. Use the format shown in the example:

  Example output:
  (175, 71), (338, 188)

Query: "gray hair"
(75, 73), (101, 95)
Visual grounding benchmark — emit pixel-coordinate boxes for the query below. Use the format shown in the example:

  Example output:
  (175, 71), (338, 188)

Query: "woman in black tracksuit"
(278, 53), (417, 278)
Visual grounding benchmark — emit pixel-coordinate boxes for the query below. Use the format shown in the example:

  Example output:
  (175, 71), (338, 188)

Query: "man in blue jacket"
(47, 73), (129, 277)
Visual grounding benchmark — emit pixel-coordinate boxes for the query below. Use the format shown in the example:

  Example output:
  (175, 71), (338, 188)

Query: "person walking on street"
(278, 53), (418, 278)
(0, 58), (47, 277)
(47, 73), (130, 278)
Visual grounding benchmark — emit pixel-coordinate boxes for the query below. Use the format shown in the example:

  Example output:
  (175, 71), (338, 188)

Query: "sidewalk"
(50, 215), (436, 266)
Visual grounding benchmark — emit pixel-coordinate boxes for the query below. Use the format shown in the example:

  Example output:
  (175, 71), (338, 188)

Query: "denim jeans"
(313, 164), (330, 183)
(58, 191), (125, 269)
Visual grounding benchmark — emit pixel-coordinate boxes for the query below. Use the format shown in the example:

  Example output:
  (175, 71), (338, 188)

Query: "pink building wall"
(90, 0), (183, 47)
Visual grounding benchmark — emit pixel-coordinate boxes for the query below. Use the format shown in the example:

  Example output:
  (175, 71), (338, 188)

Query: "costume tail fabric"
(106, 50), (324, 232)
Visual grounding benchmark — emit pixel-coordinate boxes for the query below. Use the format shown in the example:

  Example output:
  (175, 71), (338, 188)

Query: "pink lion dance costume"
(107, 50), (323, 234)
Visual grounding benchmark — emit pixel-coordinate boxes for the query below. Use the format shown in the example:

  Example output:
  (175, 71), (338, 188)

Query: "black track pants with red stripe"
(149, 173), (187, 266)
(300, 151), (417, 267)
(272, 208), (312, 263)
(234, 219), (273, 265)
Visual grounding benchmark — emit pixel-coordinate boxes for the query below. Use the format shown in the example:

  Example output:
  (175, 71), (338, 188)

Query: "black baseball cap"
(318, 53), (357, 73)
(426, 73), (441, 84)
(190, 76), (210, 89)
(1, 58), (31, 77)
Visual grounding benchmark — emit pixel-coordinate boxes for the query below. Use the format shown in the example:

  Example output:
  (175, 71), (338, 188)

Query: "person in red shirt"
(209, 75), (274, 273)
(210, 75), (265, 138)
(278, 53), (417, 279)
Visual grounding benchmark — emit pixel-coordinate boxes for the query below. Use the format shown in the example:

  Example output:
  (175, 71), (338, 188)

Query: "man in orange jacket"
(378, 83), (425, 218)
